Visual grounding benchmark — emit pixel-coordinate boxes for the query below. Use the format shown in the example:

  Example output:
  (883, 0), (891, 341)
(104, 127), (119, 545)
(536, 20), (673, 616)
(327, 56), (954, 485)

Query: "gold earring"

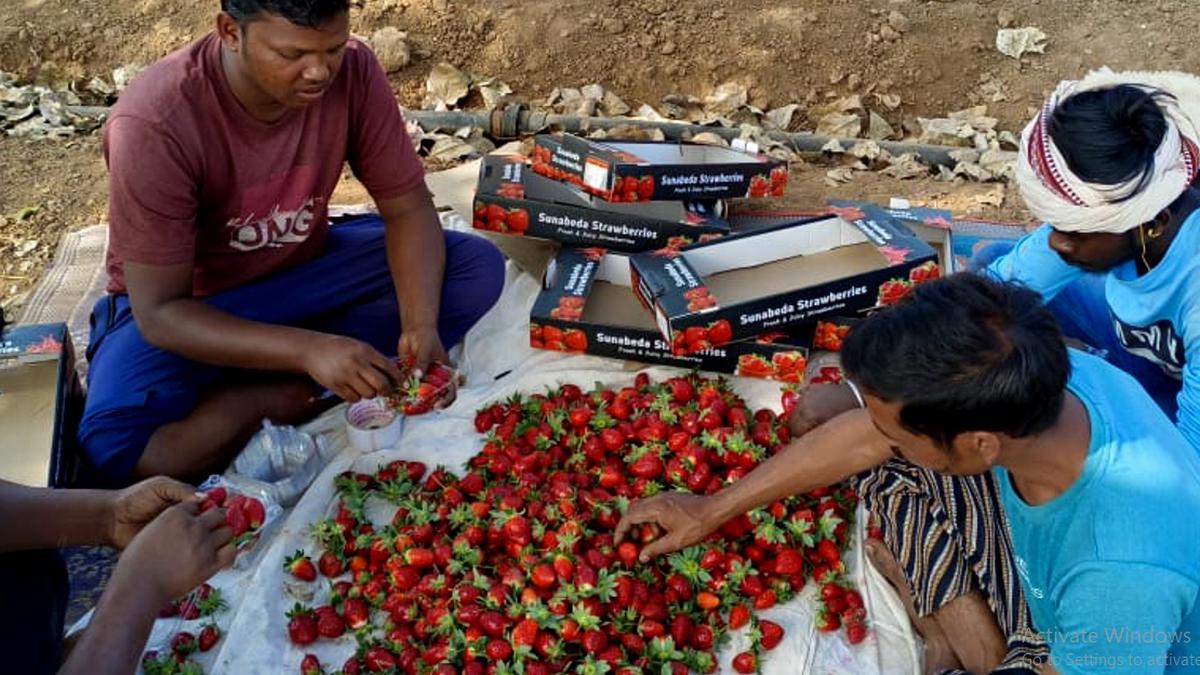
(1139, 225), (1153, 271)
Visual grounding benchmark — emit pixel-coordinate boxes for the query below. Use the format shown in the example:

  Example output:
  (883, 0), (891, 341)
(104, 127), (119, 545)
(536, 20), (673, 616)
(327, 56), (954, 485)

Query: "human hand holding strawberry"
(116, 500), (237, 607)
(614, 492), (718, 562)
(107, 476), (199, 549)
(397, 326), (449, 380)
(303, 333), (402, 402)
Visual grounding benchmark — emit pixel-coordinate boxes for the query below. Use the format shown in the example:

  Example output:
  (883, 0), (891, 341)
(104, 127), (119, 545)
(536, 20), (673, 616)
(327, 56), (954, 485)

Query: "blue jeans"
(972, 243), (1181, 420)
(79, 217), (505, 478)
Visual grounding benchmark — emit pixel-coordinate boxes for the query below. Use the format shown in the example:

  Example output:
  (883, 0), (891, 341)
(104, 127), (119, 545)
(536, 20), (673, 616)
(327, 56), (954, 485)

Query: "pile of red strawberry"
(289, 372), (864, 674)
(143, 583), (227, 675)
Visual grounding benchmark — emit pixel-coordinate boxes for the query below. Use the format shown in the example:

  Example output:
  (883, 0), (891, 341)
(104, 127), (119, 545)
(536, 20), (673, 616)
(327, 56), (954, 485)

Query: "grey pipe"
(402, 103), (964, 168)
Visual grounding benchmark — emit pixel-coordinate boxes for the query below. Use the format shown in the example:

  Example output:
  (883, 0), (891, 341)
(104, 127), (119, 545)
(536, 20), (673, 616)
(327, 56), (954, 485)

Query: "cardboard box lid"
(478, 153), (729, 228)
(629, 204), (938, 347)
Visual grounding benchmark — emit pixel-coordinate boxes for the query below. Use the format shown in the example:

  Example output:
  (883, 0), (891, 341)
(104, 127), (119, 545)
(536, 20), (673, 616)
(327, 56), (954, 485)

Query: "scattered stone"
(996, 27), (1048, 59)
(887, 10), (911, 33)
(817, 112), (861, 138)
(867, 111), (895, 140)
(602, 18), (626, 35)
(704, 82), (749, 116)
(369, 27), (412, 73)
(880, 25), (902, 41)
(996, 8), (1017, 28)
(660, 41), (677, 55)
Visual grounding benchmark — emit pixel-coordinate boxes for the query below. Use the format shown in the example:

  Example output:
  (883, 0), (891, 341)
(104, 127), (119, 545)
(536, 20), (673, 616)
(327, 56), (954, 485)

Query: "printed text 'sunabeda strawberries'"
(295, 372), (868, 674)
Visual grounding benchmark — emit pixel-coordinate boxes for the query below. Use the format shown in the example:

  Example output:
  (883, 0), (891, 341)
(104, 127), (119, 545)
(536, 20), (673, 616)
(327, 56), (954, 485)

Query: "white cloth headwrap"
(1015, 68), (1200, 234)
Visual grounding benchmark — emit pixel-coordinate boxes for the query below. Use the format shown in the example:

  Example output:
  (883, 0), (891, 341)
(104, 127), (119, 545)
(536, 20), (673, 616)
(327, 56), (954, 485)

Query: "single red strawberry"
(364, 646), (396, 672)
(669, 614), (694, 647)
(729, 604), (751, 630)
(754, 589), (778, 610)
(846, 621), (868, 644)
(581, 629), (609, 653)
(317, 551), (343, 578)
(316, 606), (345, 638)
(170, 631), (197, 655)
(681, 620), (710, 651)
(601, 428), (625, 451)
(285, 551), (317, 582)
(531, 563), (557, 589)
(343, 597), (369, 630)
(732, 651), (757, 674)
(300, 654), (323, 675)
(287, 605), (319, 646)
(774, 548), (804, 576)
(479, 611), (506, 638)
(197, 623), (221, 652)
(760, 619), (785, 650)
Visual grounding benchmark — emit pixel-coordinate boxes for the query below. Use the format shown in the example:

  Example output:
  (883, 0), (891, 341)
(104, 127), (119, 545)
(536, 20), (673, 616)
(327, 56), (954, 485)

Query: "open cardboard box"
(474, 154), (730, 252)
(0, 323), (82, 487)
(531, 247), (811, 381)
(629, 203), (940, 353)
(532, 134), (789, 202)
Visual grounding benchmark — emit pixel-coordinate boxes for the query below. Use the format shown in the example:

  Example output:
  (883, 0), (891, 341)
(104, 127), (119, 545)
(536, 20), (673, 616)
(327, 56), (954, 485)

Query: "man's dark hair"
(221, 0), (349, 27)
(1049, 85), (1171, 200)
(842, 273), (1069, 449)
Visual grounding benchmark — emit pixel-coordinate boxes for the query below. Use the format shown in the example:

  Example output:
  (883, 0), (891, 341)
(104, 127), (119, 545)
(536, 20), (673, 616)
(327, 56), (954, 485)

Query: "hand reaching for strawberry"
(614, 492), (719, 562)
(107, 476), (200, 549)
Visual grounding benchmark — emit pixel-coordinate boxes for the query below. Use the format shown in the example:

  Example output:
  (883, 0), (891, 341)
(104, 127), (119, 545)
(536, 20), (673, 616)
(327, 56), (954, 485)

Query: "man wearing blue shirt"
(981, 70), (1200, 448)
(619, 274), (1200, 674)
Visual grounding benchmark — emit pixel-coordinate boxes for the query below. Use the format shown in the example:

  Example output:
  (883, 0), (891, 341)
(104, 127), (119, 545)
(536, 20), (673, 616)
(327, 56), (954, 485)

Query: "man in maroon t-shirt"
(79, 0), (504, 481)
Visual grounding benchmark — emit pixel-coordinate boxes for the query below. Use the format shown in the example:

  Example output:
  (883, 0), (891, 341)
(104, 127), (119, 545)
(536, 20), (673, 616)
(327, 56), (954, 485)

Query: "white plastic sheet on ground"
(192, 263), (921, 674)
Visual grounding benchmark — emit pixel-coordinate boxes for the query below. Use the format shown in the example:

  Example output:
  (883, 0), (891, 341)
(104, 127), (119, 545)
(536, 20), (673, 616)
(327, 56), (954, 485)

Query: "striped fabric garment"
(856, 458), (1049, 674)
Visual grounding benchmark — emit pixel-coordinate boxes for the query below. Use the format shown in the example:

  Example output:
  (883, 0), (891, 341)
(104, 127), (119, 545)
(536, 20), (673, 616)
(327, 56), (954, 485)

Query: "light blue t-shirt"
(986, 212), (1200, 448)
(998, 350), (1200, 674)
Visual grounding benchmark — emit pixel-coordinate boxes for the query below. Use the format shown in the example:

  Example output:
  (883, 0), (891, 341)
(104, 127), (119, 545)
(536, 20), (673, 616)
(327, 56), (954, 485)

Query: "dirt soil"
(2, 0), (1199, 316)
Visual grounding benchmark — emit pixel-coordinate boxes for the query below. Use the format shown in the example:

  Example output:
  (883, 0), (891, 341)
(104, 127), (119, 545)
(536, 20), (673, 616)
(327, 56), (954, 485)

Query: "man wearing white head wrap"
(983, 69), (1200, 451)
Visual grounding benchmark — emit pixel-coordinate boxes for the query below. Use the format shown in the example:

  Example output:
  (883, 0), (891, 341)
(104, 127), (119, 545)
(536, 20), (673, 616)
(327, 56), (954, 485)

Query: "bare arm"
(0, 477), (194, 553)
(125, 261), (323, 372)
(378, 187), (448, 372)
(616, 409), (894, 559)
(124, 261), (400, 402)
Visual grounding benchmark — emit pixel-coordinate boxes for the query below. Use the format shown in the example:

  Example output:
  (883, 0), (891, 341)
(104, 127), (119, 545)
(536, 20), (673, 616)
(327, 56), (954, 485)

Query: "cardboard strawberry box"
(531, 134), (790, 202)
(629, 203), (940, 353)
(531, 246), (812, 381)
(0, 323), (83, 487)
(474, 154), (731, 252)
